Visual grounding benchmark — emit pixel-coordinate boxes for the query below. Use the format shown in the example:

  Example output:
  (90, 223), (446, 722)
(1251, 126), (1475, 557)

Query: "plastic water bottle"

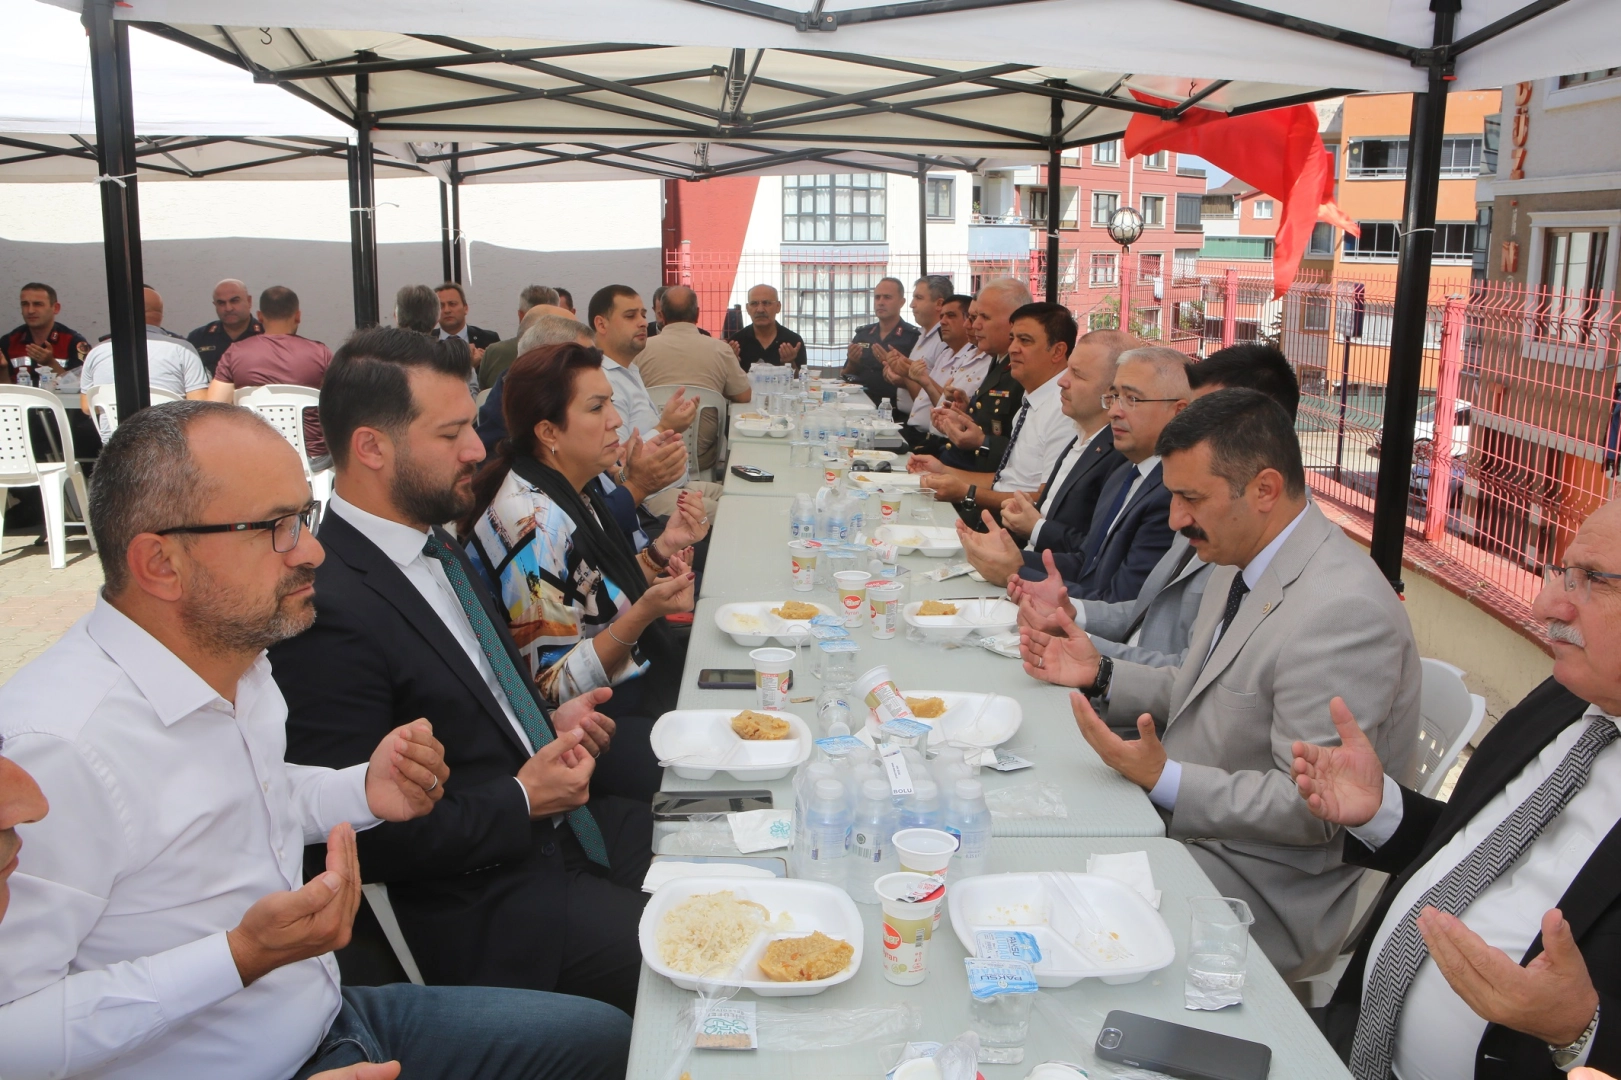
(931, 746), (973, 790)
(849, 778), (897, 904)
(847, 491), (868, 534)
(899, 776), (944, 831)
(791, 762), (838, 877)
(825, 499), (849, 545)
(944, 778), (993, 878)
(803, 778), (851, 887)
(790, 494), (817, 540)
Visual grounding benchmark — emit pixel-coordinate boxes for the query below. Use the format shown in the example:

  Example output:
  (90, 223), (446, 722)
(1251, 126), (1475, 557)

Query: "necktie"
(993, 400), (1032, 484)
(422, 532), (611, 868)
(1080, 469), (1136, 566)
(1350, 717), (1620, 1080)
(1217, 572), (1249, 640)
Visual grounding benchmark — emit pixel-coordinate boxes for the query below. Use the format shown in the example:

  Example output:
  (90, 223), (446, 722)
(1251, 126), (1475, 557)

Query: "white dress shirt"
(438, 325), (470, 343)
(1027, 422), (1105, 550)
(1347, 705), (1621, 1079)
(1149, 504), (1308, 811)
(993, 373), (1073, 491)
(910, 343), (990, 432)
(0, 596), (380, 1079)
(600, 355), (683, 497)
(897, 321), (948, 413)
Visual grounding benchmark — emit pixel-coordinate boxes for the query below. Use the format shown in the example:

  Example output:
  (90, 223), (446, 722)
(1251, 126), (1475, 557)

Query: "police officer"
(844, 276), (918, 411)
(3, 282), (90, 387)
(187, 278), (263, 376)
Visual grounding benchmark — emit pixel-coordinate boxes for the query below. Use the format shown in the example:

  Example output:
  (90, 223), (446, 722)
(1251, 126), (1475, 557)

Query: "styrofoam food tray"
(948, 872), (1176, 986)
(641, 877), (864, 995)
(891, 689), (1022, 748)
(875, 524), (962, 558)
(848, 449), (901, 464)
(650, 709), (811, 781)
(851, 470), (924, 491)
(903, 597), (1018, 639)
(715, 600), (839, 646)
(734, 417), (771, 436)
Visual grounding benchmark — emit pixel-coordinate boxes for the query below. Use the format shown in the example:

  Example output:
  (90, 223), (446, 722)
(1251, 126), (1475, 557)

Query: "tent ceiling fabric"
(45, 0), (1621, 98)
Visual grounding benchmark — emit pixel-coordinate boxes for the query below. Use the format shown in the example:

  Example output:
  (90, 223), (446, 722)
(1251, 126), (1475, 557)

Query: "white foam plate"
(851, 471), (924, 491)
(948, 872), (1176, 986)
(641, 877), (864, 996)
(650, 709), (811, 781)
(714, 600), (838, 646)
(734, 418), (771, 436)
(903, 597), (1018, 640)
(876, 524), (962, 558)
(894, 689), (1022, 749)
(848, 450), (901, 464)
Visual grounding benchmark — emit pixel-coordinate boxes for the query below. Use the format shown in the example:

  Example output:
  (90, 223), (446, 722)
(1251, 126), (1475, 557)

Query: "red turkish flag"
(1124, 92), (1357, 298)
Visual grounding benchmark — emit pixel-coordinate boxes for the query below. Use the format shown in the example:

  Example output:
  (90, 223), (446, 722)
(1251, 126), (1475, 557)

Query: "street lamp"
(1107, 206), (1145, 333)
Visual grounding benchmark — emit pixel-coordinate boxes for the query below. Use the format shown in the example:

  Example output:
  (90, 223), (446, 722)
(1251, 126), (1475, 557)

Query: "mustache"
(276, 566), (317, 601)
(1180, 524), (1209, 542)
(1547, 620), (1585, 647)
(0, 828), (19, 870)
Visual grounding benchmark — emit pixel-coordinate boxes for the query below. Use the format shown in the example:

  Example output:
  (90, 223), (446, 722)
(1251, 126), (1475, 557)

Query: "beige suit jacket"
(634, 323), (750, 471)
(1105, 501), (1422, 981)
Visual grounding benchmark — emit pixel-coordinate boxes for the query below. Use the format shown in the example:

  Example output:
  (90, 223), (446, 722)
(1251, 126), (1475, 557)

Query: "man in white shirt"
(909, 302), (1079, 521)
(0, 400), (631, 1079)
(78, 286), (210, 422)
(894, 293), (989, 445)
(1294, 500), (1621, 1080)
(881, 275), (954, 419)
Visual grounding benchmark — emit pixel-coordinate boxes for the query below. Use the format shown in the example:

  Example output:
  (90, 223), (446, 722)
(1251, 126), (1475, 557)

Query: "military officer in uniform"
(3, 282), (90, 388)
(845, 277), (919, 411)
(187, 278), (263, 376)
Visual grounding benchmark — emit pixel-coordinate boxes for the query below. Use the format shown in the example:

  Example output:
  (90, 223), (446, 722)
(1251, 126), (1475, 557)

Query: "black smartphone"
(652, 790), (774, 820)
(697, 667), (756, 689)
(730, 465), (775, 483)
(1094, 1012), (1271, 1080)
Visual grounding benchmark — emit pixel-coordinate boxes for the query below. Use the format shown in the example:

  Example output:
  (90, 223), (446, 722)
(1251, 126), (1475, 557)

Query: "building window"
(1140, 194), (1165, 227)
(1093, 140), (1119, 165)
(1135, 307), (1162, 338)
(1142, 150), (1168, 170)
(1324, 143), (1339, 180)
(1558, 68), (1621, 88)
(1344, 222), (1401, 260)
(1027, 188), (1048, 224)
(1252, 199), (1274, 220)
(926, 177), (954, 220)
(1438, 137), (1483, 176)
(1175, 193), (1204, 232)
(1173, 248), (1201, 279)
(1308, 222), (1336, 257)
(1089, 251), (1118, 286)
(1137, 252), (1163, 282)
(1346, 137), (1482, 178)
(1302, 293), (1331, 331)
(1090, 310), (1117, 331)
(782, 173), (887, 243)
(1539, 229), (1610, 343)
(782, 262), (883, 345)
(1092, 191), (1119, 225)
(1434, 223), (1476, 259)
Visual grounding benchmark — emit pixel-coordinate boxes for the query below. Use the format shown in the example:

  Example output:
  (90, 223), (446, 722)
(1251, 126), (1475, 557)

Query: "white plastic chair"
(0, 385), (96, 569)
(361, 883), (425, 986)
(234, 384), (333, 505)
(1414, 658), (1487, 798)
(84, 383), (182, 441)
(647, 383), (730, 479)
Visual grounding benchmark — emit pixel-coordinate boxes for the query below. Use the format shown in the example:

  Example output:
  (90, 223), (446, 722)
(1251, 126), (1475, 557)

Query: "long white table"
(626, 837), (1351, 1079)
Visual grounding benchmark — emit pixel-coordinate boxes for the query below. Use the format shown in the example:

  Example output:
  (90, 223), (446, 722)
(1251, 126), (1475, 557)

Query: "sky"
(1179, 155), (1232, 190)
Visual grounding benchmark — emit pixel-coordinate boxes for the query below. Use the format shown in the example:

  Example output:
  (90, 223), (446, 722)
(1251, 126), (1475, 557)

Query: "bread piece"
(905, 696), (948, 719)
(917, 599), (959, 616)
(758, 931), (854, 982)
(731, 710), (792, 740)
(771, 600), (820, 620)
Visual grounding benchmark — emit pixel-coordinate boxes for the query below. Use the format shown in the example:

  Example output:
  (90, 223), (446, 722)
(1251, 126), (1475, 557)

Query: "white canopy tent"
(39, 0), (1621, 586)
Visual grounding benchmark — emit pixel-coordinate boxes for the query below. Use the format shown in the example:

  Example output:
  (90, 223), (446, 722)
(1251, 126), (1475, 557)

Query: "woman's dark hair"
(459, 342), (604, 537)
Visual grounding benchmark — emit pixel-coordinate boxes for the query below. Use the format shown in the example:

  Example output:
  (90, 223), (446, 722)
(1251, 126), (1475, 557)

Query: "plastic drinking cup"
(834, 570), (871, 628)
(893, 828), (959, 930)
(908, 487), (937, 523)
(750, 647), (795, 709)
(877, 872), (945, 985)
(1186, 895), (1255, 1004)
(790, 440), (814, 468)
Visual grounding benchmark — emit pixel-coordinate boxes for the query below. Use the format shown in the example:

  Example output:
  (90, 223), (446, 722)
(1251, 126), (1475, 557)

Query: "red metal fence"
(668, 247), (1619, 634)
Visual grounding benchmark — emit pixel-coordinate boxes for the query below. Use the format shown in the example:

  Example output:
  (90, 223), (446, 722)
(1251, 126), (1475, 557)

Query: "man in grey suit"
(1022, 389), (1422, 982)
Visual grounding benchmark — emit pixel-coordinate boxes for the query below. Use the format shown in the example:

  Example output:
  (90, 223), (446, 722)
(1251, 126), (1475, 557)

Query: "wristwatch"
(964, 484), (978, 510)
(1086, 655), (1115, 700)
(1551, 1002), (1600, 1069)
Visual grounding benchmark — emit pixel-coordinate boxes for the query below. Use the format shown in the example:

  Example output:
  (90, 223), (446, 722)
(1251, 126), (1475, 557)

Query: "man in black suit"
(436, 282), (501, 353)
(1294, 500), (1621, 1079)
(271, 328), (653, 1015)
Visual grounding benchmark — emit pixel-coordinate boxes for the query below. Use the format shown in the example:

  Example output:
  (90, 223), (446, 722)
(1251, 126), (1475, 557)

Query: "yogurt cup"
(852, 664), (917, 736)
(877, 872), (946, 985)
(879, 494), (904, 522)
(750, 647), (795, 709)
(867, 580), (904, 638)
(788, 540), (821, 592)
(834, 570), (872, 628)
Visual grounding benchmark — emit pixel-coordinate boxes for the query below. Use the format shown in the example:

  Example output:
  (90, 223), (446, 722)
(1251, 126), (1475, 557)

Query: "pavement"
(0, 532), (101, 688)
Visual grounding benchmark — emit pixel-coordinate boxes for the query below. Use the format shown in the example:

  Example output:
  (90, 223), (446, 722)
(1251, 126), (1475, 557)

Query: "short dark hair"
(587, 284), (639, 331)
(943, 293), (974, 316)
(321, 326), (470, 467)
(20, 282), (57, 306)
(661, 286), (699, 324)
(395, 285), (438, 333)
(1189, 343), (1301, 420)
(89, 400), (270, 594)
(1156, 387), (1305, 499)
(876, 276), (905, 296)
(554, 287), (574, 309)
(435, 282), (467, 304)
(258, 286), (299, 320)
(1009, 301), (1078, 352)
(916, 275), (953, 303)
(519, 285), (560, 313)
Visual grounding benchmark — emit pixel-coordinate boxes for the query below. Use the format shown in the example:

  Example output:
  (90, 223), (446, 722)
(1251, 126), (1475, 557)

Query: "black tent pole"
(916, 157), (928, 278)
(348, 62), (380, 327)
(450, 143), (463, 285)
(1367, 0), (1459, 593)
(1045, 94), (1062, 303)
(84, 0), (149, 419)
(439, 181), (454, 282)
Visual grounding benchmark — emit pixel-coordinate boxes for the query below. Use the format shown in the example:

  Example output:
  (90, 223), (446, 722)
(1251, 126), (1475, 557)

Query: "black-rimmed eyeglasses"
(157, 504), (321, 554)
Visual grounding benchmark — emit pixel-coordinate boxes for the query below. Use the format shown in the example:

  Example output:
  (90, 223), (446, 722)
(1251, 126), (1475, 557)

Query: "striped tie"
(422, 532), (611, 868)
(993, 400), (1032, 485)
(1349, 717), (1619, 1079)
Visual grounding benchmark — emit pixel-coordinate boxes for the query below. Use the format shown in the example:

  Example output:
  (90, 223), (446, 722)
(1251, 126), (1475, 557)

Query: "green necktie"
(423, 532), (610, 868)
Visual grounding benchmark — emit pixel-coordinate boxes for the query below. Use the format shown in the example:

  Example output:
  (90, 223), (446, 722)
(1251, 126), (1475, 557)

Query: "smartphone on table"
(1093, 1011), (1271, 1080)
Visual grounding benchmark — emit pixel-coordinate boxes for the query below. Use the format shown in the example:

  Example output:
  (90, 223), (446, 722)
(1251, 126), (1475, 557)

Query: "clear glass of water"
(908, 487), (937, 523)
(1185, 895), (1254, 1007)
(789, 440), (814, 469)
(969, 989), (1035, 1064)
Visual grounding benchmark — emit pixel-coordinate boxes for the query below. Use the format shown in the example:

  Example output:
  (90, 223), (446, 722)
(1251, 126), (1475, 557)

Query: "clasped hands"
(1293, 697), (1600, 1048)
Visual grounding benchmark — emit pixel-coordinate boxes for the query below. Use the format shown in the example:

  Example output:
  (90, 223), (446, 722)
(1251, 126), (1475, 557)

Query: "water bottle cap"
(862, 778), (891, 801)
(814, 779), (845, 801)
(807, 762), (836, 780)
(912, 777), (938, 799)
(955, 778), (985, 800)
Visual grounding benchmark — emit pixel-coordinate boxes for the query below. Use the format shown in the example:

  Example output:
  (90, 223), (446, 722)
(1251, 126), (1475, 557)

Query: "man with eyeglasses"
(1294, 501), (1621, 1080)
(0, 400), (633, 1079)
